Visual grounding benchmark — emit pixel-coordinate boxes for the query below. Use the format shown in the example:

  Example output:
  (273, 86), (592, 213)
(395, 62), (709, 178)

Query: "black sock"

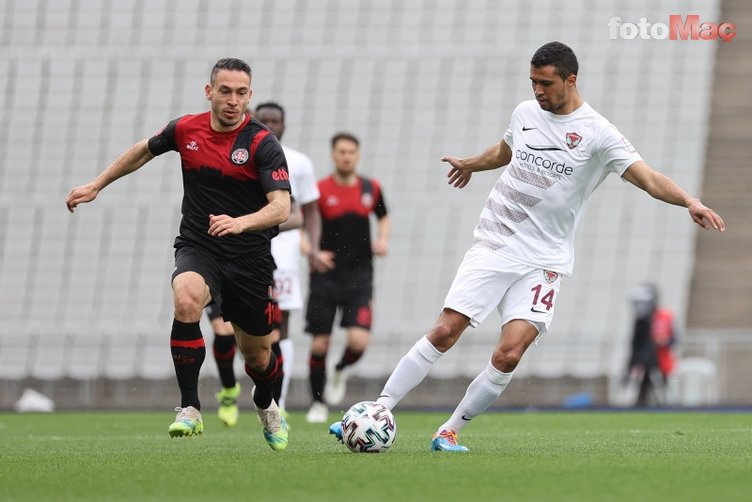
(309, 353), (327, 403)
(271, 341), (284, 404)
(170, 319), (205, 410)
(212, 334), (237, 389)
(244, 351), (280, 410)
(335, 347), (364, 371)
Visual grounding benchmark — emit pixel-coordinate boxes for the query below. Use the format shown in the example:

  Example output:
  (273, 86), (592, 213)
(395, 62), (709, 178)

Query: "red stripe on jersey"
(317, 176), (379, 220)
(250, 128), (271, 159)
(175, 112), (262, 182)
(170, 338), (206, 349)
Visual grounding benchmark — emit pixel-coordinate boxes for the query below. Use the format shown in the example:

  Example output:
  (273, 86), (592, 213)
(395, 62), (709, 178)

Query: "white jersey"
(473, 100), (642, 276)
(272, 144), (319, 310)
(282, 144), (320, 207)
(272, 144), (319, 271)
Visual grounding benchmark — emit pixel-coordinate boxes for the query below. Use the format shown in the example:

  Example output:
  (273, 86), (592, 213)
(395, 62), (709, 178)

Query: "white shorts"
(273, 268), (303, 311)
(443, 247), (562, 336)
(272, 229), (303, 311)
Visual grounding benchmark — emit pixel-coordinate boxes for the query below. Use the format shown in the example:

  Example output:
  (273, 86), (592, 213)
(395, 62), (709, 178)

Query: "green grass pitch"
(1, 410), (750, 501)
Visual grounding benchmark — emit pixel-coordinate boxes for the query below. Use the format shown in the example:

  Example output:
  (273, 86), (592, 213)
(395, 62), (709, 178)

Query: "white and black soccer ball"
(341, 401), (397, 453)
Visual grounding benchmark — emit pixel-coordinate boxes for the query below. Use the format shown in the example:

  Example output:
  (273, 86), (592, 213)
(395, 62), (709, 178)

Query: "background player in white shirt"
(329, 41), (725, 451)
(255, 102), (322, 414)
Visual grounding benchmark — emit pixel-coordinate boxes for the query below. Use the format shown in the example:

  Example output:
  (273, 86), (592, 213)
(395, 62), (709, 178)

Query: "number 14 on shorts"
(530, 284), (555, 312)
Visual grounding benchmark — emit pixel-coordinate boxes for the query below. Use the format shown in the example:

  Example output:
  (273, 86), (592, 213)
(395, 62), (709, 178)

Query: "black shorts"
(205, 300), (281, 330)
(305, 270), (373, 334)
(173, 244), (274, 336)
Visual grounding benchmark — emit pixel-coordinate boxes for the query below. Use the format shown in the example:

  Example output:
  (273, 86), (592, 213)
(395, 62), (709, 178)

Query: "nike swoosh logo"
(525, 143), (564, 151)
(530, 307), (548, 314)
(461, 415), (472, 421)
(522, 126), (537, 131)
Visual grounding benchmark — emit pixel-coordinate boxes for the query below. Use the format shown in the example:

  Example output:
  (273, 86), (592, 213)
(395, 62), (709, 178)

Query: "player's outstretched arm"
(442, 139), (512, 189)
(66, 139), (155, 213)
(622, 160), (725, 232)
(209, 189), (291, 237)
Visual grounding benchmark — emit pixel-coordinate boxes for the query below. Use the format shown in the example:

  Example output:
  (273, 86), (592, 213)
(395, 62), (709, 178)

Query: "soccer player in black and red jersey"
(304, 132), (391, 424)
(65, 58), (292, 450)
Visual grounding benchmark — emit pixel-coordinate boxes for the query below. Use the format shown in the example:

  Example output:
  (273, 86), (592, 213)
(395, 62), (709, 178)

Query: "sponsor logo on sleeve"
(271, 168), (289, 181)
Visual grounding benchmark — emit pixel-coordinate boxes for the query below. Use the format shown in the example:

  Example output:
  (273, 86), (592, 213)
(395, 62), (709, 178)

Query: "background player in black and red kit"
(304, 132), (391, 424)
(65, 58), (292, 451)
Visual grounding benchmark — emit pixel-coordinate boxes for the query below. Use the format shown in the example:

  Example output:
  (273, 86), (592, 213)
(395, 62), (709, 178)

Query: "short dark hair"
(331, 132), (360, 149)
(530, 42), (578, 80)
(255, 101), (285, 122)
(210, 58), (252, 85)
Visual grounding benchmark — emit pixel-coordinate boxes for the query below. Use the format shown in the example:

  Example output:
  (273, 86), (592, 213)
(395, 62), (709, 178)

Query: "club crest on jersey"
(543, 270), (559, 284)
(231, 148), (249, 164)
(565, 132), (582, 149)
(361, 193), (373, 208)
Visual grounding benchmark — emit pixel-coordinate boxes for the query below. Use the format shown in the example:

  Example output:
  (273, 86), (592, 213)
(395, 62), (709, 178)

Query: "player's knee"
(311, 336), (330, 355)
(428, 322), (459, 352)
(347, 329), (370, 352)
(173, 291), (204, 321)
(244, 348), (271, 373)
(491, 349), (522, 373)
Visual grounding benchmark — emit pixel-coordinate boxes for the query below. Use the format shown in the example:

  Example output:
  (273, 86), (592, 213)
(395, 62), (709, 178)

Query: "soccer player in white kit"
(255, 102), (321, 414)
(329, 41), (725, 451)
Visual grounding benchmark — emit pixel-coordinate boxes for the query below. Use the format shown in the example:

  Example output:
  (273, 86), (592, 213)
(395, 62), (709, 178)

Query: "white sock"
(376, 336), (443, 410)
(440, 362), (513, 433)
(279, 339), (294, 409)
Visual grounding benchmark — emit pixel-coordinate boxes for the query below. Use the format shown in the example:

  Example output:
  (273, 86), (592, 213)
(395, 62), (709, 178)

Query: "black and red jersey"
(148, 112), (290, 258)
(317, 175), (388, 274)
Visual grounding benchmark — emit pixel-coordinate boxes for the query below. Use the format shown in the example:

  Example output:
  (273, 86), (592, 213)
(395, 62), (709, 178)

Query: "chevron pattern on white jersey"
(472, 100), (643, 276)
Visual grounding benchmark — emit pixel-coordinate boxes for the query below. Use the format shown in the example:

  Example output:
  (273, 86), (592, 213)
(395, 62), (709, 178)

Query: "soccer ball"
(341, 401), (397, 453)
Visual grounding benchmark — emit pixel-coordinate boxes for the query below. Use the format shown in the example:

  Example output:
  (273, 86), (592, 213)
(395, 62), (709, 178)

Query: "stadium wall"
(1, 0), (746, 409)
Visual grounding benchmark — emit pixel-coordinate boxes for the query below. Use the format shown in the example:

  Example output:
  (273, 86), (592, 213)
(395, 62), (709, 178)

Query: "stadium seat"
(0, 0), (721, 391)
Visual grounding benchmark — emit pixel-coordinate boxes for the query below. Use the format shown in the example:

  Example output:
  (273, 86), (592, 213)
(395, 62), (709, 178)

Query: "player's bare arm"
(372, 214), (391, 256)
(623, 160), (725, 232)
(442, 139), (513, 188)
(306, 199), (335, 273)
(302, 200), (325, 269)
(279, 201), (303, 232)
(208, 189), (291, 237)
(303, 196), (337, 274)
(66, 139), (154, 213)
